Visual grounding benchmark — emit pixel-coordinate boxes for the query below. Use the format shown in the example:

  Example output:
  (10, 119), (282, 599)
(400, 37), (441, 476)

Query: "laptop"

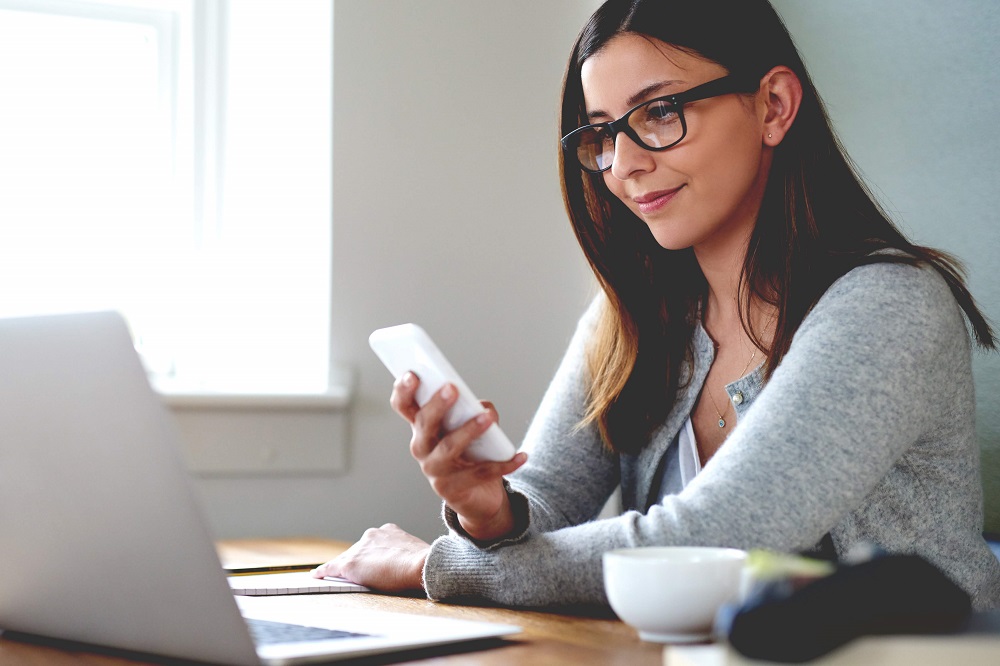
(0, 311), (519, 665)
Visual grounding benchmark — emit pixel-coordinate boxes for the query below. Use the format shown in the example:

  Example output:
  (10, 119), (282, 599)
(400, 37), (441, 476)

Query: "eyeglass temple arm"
(673, 74), (762, 105)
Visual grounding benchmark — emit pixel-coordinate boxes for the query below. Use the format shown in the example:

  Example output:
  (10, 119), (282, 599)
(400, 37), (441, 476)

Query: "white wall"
(771, 0), (1000, 529)
(190, 1), (600, 542)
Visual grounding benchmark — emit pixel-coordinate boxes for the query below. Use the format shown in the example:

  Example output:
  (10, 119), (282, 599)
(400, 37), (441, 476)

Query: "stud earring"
(768, 133), (773, 138)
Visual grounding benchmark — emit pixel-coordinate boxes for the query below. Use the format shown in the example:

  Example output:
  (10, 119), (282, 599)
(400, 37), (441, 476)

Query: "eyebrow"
(587, 80), (686, 121)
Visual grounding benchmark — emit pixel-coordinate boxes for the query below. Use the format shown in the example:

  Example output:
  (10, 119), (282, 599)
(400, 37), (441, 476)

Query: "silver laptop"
(0, 311), (519, 665)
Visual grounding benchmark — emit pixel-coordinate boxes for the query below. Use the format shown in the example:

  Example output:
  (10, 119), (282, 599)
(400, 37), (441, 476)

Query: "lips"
(633, 186), (684, 214)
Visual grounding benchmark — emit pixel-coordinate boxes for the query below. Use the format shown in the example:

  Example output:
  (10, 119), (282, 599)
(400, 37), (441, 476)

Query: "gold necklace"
(707, 348), (757, 428)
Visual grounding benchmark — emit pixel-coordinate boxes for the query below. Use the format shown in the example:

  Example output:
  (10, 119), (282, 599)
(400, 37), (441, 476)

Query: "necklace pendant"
(718, 417), (726, 428)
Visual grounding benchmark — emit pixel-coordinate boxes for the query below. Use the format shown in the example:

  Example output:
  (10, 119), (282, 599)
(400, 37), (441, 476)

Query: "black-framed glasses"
(561, 75), (761, 174)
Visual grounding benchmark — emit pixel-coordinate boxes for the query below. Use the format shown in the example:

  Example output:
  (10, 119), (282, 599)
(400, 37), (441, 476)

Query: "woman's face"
(580, 33), (770, 254)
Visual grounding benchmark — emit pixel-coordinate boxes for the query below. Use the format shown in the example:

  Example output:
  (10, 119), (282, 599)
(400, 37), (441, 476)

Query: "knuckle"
(389, 391), (402, 410)
(418, 458), (432, 476)
(433, 436), (457, 460)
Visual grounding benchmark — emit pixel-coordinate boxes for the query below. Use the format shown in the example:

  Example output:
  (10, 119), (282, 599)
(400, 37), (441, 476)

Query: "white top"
(678, 417), (702, 489)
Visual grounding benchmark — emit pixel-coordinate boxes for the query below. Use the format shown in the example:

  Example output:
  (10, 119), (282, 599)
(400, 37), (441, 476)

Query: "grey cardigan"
(422, 260), (1000, 611)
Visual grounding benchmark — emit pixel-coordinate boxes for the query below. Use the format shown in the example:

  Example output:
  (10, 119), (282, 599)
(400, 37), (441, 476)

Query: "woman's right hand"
(391, 371), (528, 542)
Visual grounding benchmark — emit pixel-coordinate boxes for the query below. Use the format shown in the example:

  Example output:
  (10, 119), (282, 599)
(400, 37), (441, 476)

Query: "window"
(0, 0), (332, 393)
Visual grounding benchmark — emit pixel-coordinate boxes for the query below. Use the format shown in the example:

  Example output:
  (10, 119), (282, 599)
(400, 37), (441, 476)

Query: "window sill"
(152, 366), (355, 411)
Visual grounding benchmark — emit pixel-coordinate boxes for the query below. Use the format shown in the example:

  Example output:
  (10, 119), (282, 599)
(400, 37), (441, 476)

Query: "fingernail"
(441, 384), (456, 400)
(476, 412), (492, 426)
(402, 372), (416, 387)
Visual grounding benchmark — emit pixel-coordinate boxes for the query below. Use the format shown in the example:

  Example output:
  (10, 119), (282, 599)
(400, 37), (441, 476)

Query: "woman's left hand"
(311, 523), (430, 593)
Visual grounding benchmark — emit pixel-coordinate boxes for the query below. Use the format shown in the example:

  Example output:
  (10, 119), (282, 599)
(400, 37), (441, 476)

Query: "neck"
(694, 231), (776, 351)
(693, 146), (773, 336)
(695, 229), (750, 338)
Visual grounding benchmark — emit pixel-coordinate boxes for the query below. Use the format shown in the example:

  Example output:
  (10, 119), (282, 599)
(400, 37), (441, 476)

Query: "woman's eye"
(643, 101), (678, 123)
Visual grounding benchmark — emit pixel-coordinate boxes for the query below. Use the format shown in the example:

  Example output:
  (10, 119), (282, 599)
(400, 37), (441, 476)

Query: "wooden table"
(0, 538), (665, 665)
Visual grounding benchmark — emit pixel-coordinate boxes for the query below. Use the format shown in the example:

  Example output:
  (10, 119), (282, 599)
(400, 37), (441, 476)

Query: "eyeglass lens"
(574, 99), (682, 172)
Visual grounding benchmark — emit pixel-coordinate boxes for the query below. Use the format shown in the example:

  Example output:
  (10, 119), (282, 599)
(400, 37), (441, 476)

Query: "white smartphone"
(368, 323), (516, 462)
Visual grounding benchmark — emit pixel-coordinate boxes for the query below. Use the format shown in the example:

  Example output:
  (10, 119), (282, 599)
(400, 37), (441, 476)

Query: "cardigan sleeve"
(423, 262), (981, 607)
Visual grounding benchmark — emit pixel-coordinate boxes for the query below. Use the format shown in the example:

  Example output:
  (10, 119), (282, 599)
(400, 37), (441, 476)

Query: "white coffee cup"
(603, 546), (748, 643)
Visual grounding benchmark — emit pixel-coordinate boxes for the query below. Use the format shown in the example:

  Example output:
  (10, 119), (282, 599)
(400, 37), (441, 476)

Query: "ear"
(759, 66), (802, 147)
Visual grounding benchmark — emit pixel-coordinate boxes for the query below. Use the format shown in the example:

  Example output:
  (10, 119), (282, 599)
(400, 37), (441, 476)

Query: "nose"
(608, 131), (654, 180)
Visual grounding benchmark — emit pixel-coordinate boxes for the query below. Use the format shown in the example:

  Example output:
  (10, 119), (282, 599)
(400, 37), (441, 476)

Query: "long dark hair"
(560, 0), (995, 454)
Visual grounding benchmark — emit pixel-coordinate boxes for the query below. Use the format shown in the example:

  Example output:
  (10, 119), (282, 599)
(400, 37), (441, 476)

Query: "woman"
(314, 0), (1000, 610)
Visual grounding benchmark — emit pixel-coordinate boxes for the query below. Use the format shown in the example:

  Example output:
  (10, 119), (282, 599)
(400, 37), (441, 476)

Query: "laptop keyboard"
(246, 618), (369, 645)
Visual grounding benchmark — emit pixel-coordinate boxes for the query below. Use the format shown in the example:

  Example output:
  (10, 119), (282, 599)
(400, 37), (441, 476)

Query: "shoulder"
(792, 258), (970, 368)
(822, 257), (955, 310)
(804, 258), (966, 347)
(578, 291), (607, 331)
(544, 292), (608, 387)
(563, 292), (608, 358)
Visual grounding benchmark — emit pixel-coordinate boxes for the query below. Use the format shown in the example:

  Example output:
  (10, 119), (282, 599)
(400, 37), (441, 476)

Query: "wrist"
(410, 546), (429, 591)
(458, 501), (514, 542)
